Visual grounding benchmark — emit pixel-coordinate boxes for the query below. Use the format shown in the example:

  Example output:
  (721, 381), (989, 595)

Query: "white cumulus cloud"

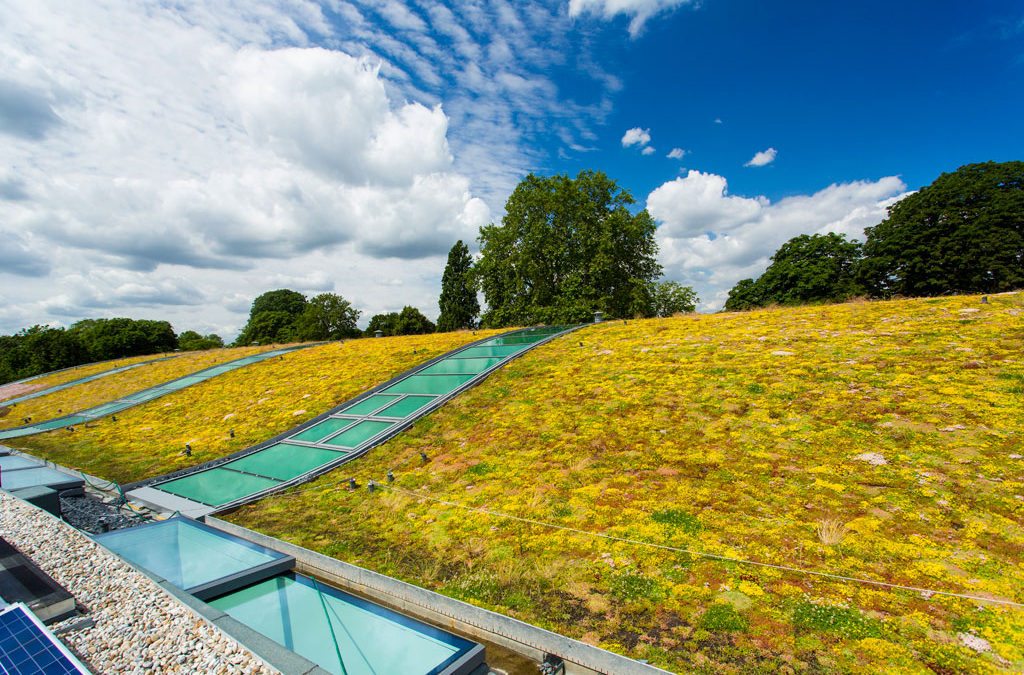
(667, 147), (686, 159)
(647, 170), (909, 310)
(0, 0), (495, 336)
(621, 126), (652, 147)
(745, 147), (778, 167)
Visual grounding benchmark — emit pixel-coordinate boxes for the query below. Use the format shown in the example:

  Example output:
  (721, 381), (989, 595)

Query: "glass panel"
(84, 401), (133, 417)
(339, 395), (398, 416)
(35, 416), (89, 430)
(159, 376), (208, 391)
(376, 396), (435, 419)
(0, 467), (80, 490)
(199, 365), (237, 377)
(0, 456), (43, 471)
(95, 519), (286, 591)
(321, 420), (394, 448)
(450, 345), (527, 359)
(382, 374), (474, 396)
(210, 574), (473, 675)
(224, 444), (345, 481)
(479, 335), (547, 346)
(121, 389), (165, 402)
(289, 419), (356, 443)
(419, 357), (501, 375)
(156, 468), (280, 506)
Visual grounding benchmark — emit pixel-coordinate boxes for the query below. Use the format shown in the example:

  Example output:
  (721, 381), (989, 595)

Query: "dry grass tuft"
(817, 519), (848, 546)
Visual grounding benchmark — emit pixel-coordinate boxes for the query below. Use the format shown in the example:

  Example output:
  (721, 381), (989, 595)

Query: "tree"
(68, 318), (177, 360)
(724, 233), (863, 310)
(237, 311), (295, 345)
(365, 306), (436, 337)
(395, 306), (436, 335)
(437, 240), (480, 331)
(650, 281), (698, 317)
(177, 331), (224, 351)
(723, 279), (765, 311)
(859, 161), (1024, 297)
(295, 293), (361, 340)
(235, 289), (309, 345)
(250, 289), (308, 317)
(476, 170), (662, 326)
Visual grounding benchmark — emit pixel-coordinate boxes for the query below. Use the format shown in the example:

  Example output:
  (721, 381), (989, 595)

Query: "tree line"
(725, 161), (1024, 310)
(0, 318), (219, 385)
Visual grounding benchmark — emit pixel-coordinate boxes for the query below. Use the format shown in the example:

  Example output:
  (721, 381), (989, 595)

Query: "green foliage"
(0, 326), (88, 384)
(725, 233), (863, 310)
(700, 603), (749, 632)
(476, 170), (662, 326)
(610, 572), (665, 603)
(176, 330), (224, 351)
(465, 461), (495, 476)
(294, 293), (361, 340)
(68, 318), (177, 360)
(651, 508), (703, 534)
(723, 278), (764, 311)
(235, 289), (361, 344)
(250, 289), (308, 317)
(792, 601), (883, 639)
(365, 306), (436, 337)
(650, 280), (698, 317)
(235, 289), (308, 345)
(859, 161), (1024, 297)
(236, 311), (296, 345)
(437, 240), (480, 332)
(0, 318), (179, 385)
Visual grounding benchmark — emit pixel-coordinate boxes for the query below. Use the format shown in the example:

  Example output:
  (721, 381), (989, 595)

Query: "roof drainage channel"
(0, 345), (314, 441)
(0, 355), (177, 407)
(135, 325), (578, 516)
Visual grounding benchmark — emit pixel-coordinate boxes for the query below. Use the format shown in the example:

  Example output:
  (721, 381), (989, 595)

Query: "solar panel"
(0, 603), (89, 674)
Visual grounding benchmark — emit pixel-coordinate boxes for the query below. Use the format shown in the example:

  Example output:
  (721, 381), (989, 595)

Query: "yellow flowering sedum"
(0, 353), (166, 403)
(14, 330), (502, 482)
(228, 293), (1024, 673)
(0, 345), (277, 430)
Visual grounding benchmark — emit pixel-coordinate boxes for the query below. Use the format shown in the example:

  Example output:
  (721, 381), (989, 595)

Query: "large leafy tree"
(437, 240), (479, 331)
(0, 326), (89, 385)
(69, 318), (177, 360)
(859, 161), (1024, 297)
(650, 280), (699, 317)
(476, 170), (662, 326)
(177, 331), (224, 351)
(234, 289), (309, 345)
(365, 306), (436, 337)
(723, 279), (765, 311)
(295, 293), (361, 340)
(724, 233), (863, 310)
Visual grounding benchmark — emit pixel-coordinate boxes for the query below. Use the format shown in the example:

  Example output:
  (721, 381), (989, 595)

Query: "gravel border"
(0, 492), (277, 674)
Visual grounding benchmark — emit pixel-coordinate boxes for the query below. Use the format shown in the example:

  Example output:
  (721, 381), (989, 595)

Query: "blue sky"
(0, 0), (1021, 336)
(567, 0), (1024, 202)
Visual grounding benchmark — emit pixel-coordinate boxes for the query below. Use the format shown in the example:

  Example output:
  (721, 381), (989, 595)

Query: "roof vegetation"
(0, 345), (275, 431)
(12, 330), (502, 482)
(227, 292), (1024, 673)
